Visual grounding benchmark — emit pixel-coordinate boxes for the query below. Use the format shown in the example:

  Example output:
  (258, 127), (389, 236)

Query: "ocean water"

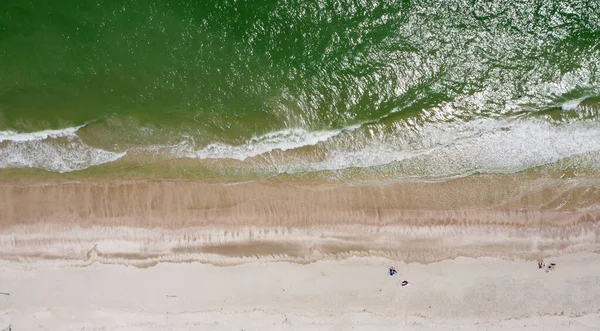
(1, 0), (600, 180)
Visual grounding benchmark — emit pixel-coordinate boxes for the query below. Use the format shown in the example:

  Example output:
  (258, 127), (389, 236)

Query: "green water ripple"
(0, 0), (599, 176)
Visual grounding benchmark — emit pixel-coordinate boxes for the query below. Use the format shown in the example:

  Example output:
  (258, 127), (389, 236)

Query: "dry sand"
(1, 174), (600, 329)
(1, 254), (599, 330)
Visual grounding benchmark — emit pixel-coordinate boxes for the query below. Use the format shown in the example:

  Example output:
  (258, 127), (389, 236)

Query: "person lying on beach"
(401, 280), (409, 287)
(389, 267), (397, 276)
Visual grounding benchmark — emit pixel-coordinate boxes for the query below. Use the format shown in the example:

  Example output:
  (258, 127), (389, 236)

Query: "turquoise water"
(1, 0), (600, 178)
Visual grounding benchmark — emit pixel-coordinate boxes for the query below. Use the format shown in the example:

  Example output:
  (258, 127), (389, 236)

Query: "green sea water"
(1, 0), (600, 180)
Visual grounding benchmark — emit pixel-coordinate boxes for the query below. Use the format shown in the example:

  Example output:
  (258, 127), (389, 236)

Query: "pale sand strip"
(1, 252), (599, 330)
(1, 224), (600, 266)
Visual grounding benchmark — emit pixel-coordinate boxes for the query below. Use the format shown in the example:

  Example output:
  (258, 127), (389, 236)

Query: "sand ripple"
(1, 175), (599, 266)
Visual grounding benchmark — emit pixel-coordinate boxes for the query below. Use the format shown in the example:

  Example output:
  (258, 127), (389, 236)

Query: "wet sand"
(1, 174), (600, 329)
(1, 175), (599, 265)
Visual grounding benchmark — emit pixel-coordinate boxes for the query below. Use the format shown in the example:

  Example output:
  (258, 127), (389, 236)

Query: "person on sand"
(401, 280), (410, 287)
(389, 267), (397, 276)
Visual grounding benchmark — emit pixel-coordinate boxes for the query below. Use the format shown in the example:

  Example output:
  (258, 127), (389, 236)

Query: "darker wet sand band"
(1, 175), (599, 265)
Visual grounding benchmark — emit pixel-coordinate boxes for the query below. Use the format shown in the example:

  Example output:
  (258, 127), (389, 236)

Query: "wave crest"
(0, 125), (125, 173)
(0, 125), (85, 143)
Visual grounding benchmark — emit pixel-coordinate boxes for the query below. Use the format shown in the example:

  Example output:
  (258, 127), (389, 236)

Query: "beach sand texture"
(1, 175), (600, 329)
(2, 0), (600, 328)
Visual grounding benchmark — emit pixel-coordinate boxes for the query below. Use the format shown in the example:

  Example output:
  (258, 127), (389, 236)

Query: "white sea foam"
(316, 119), (600, 176)
(0, 125), (125, 173)
(3, 117), (600, 176)
(184, 125), (361, 161)
(0, 125), (85, 143)
(0, 140), (126, 173)
(173, 117), (600, 178)
(561, 97), (587, 111)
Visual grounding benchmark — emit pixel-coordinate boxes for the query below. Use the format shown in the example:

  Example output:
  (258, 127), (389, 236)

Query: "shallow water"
(1, 0), (599, 179)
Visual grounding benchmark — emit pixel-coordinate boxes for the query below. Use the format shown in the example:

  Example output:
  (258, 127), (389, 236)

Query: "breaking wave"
(0, 125), (126, 173)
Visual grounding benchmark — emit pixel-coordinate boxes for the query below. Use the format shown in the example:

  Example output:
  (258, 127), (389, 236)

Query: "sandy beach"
(2, 0), (600, 329)
(1, 174), (600, 330)
(1, 253), (599, 330)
